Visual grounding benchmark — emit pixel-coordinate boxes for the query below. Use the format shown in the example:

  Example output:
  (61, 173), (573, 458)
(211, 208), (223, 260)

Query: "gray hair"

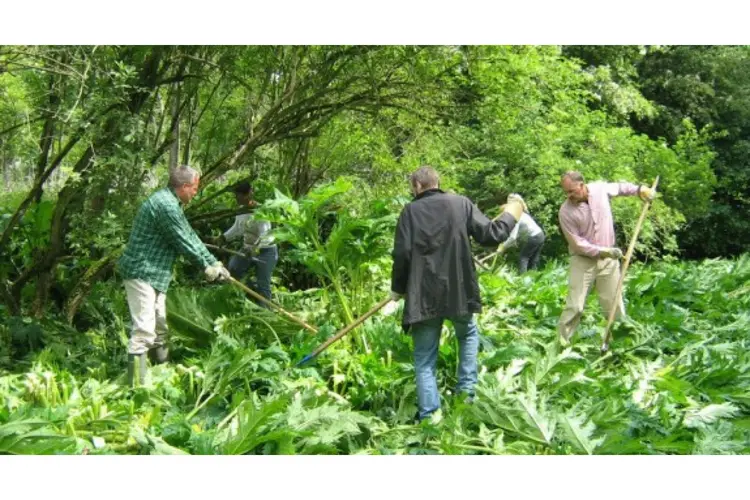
(169, 165), (200, 188)
(561, 170), (585, 184)
(410, 165), (439, 190)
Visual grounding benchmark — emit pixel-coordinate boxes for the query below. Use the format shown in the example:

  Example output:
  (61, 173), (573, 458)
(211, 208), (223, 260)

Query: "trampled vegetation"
(1, 252), (748, 455)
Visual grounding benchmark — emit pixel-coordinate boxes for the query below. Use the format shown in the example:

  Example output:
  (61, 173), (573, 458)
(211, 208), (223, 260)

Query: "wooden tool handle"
(229, 277), (318, 334)
(602, 176), (659, 347)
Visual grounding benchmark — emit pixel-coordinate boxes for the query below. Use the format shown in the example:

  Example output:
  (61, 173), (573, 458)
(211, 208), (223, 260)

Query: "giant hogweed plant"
(257, 177), (398, 350)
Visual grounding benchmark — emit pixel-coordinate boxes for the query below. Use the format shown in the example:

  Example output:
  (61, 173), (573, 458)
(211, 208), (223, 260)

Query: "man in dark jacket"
(390, 166), (524, 421)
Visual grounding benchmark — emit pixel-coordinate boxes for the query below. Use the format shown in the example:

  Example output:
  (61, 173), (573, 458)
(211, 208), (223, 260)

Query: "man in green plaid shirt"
(118, 165), (230, 385)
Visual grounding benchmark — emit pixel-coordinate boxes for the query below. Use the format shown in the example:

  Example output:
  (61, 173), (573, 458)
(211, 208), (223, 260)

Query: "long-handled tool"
(296, 296), (392, 366)
(479, 245), (505, 265)
(474, 211), (507, 270)
(205, 243), (247, 259)
(473, 256), (490, 270)
(600, 176), (659, 354)
(228, 277), (318, 334)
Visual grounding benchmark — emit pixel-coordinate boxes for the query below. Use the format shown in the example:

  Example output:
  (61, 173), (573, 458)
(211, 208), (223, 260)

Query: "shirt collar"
(166, 187), (183, 206)
(415, 188), (444, 200)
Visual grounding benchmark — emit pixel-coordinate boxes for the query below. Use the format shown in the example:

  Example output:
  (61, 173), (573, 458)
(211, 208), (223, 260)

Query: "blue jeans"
(228, 246), (278, 307)
(411, 314), (479, 420)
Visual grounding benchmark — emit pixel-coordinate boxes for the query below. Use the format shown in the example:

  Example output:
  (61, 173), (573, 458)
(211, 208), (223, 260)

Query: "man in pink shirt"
(557, 171), (656, 344)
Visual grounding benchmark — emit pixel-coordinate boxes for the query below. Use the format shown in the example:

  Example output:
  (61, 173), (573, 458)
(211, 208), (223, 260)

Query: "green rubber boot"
(127, 353), (147, 386)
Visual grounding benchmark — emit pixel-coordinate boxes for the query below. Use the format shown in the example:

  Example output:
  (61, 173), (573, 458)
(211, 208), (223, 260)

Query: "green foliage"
(447, 45), (714, 260)
(571, 45), (750, 258)
(2, 253), (749, 455)
(259, 177), (398, 326)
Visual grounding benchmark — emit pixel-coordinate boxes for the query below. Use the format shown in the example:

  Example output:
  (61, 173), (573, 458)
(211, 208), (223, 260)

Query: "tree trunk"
(169, 83), (180, 170)
(34, 75), (60, 202)
(1, 143), (7, 192)
(64, 246), (124, 324)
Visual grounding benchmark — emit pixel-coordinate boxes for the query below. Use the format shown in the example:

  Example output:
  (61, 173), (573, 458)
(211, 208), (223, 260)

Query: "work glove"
(390, 291), (404, 301)
(599, 247), (623, 260)
(507, 193), (528, 213)
(502, 200), (524, 222)
(638, 186), (657, 202)
(205, 261), (231, 282)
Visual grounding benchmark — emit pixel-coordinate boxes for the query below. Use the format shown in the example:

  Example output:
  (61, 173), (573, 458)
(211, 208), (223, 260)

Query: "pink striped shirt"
(558, 181), (639, 258)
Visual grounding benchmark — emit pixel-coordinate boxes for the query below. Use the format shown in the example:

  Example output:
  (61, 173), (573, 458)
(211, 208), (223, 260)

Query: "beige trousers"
(124, 279), (168, 355)
(558, 255), (625, 341)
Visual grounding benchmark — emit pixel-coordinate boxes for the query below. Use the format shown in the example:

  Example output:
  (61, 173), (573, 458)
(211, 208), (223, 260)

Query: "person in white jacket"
(497, 195), (545, 273)
(217, 181), (278, 306)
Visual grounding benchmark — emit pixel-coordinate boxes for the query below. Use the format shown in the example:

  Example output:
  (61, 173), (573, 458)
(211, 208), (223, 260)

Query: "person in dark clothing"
(390, 166), (524, 421)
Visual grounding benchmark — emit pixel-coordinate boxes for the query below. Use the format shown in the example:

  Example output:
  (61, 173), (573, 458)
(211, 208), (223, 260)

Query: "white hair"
(410, 165), (439, 190)
(169, 165), (200, 188)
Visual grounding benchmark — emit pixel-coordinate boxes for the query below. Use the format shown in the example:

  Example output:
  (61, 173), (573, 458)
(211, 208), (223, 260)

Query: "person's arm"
(158, 204), (217, 269)
(223, 214), (246, 242)
(604, 181), (639, 198)
(390, 208), (412, 295)
(468, 201), (517, 247)
(503, 218), (522, 250)
(558, 209), (603, 258)
(607, 181), (657, 201)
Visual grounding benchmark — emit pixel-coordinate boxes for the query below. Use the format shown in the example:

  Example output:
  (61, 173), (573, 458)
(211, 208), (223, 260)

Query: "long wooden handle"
(474, 256), (490, 270)
(602, 176), (660, 347)
(228, 277), (318, 334)
(474, 210), (509, 269)
(479, 246), (504, 264)
(299, 297), (392, 365)
(205, 243), (246, 258)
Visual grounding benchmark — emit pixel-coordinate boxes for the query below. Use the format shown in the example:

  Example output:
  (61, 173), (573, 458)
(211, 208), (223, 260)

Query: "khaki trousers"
(124, 279), (168, 355)
(558, 255), (625, 340)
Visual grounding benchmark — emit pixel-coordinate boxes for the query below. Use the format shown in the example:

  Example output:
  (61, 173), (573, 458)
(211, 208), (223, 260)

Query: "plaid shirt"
(118, 187), (217, 293)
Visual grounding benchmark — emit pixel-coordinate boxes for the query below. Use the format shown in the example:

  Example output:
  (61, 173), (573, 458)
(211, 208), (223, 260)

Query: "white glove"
(390, 291), (404, 301)
(599, 247), (623, 260)
(205, 261), (231, 282)
(381, 301), (399, 316)
(638, 186), (657, 202)
(507, 193), (528, 213)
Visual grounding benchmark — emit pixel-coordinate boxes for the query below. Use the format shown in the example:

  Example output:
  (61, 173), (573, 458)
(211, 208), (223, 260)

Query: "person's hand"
(507, 193), (528, 213)
(638, 186), (657, 202)
(390, 291), (404, 301)
(205, 261), (231, 282)
(599, 247), (623, 260)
